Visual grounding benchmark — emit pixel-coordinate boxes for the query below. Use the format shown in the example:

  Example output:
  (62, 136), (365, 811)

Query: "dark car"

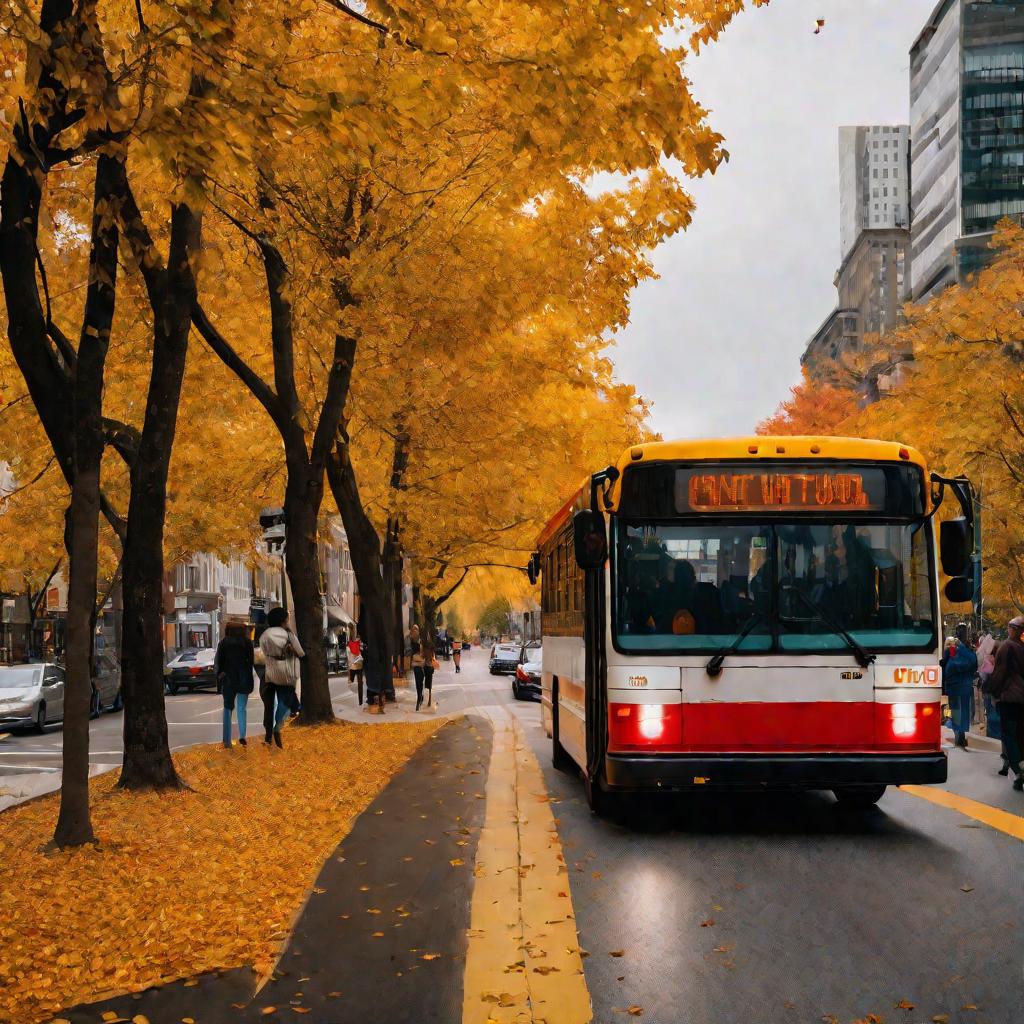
(164, 647), (218, 694)
(489, 642), (521, 675)
(513, 643), (542, 701)
(91, 652), (122, 716)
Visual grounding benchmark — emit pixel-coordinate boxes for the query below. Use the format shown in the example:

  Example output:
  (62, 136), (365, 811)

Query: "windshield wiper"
(779, 585), (876, 669)
(706, 613), (766, 678)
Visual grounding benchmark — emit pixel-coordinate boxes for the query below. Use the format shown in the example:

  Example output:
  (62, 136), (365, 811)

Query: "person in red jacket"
(347, 632), (365, 706)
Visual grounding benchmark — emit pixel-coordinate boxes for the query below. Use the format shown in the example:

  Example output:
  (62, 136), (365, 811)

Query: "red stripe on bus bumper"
(607, 701), (941, 754)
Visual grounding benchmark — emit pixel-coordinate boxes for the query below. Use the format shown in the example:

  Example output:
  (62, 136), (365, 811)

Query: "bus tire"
(551, 684), (573, 773)
(833, 785), (886, 808)
(583, 771), (616, 818)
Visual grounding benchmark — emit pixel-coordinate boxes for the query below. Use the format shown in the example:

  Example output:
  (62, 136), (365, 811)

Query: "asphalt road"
(5, 652), (1022, 1023)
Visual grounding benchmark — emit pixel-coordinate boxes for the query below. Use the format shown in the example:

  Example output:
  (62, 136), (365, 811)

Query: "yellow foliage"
(0, 720), (435, 1024)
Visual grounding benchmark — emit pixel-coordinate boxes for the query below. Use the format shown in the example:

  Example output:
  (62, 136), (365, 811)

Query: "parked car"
(164, 647), (218, 694)
(91, 652), (122, 716)
(489, 642), (521, 675)
(0, 662), (65, 732)
(513, 643), (542, 702)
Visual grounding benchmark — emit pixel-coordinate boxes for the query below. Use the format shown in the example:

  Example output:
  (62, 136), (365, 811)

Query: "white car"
(489, 642), (521, 675)
(0, 663), (66, 732)
(164, 647), (218, 694)
(513, 644), (542, 702)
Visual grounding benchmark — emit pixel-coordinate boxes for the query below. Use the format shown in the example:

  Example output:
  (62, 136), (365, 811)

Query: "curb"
(942, 726), (1002, 754)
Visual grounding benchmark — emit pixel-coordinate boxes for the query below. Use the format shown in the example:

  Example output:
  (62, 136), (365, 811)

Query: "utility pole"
(971, 486), (983, 631)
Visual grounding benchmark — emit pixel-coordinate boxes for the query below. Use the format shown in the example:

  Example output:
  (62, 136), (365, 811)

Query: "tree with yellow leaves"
(848, 223), (1024, 616)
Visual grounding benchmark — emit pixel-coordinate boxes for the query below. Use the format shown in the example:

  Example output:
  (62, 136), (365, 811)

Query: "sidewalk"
(63, 715), (495, 1023)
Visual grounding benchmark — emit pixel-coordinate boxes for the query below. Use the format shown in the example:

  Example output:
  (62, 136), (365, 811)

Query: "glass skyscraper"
(909, 0), (1024, 298)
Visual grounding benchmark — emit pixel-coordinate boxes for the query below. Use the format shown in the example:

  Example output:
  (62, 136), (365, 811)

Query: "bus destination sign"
(682, 469), (885, 513)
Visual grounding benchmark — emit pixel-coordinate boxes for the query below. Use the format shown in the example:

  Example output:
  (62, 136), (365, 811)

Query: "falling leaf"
(592, 871), (603, 879)
(931, 1016), (949, 1023)
(261, 1010), (276, 1017)
(292, 1010), (311, 1015)
(102, 1015), (120, 1023)
(821, 1016), (839, 1024)
(184, 980), (199, 988)
(372, 931), (384, 937)
(450, 858), (465, 867)
(421, 953), (441, 961)
(700, 919), (715, 927)
(895, 999), (915, 1010)
(628, 1008), (643, 1017)
(327, 992), (342, 998)
(367, 908), (382, 914)
(961, 1006), (979, 1012)
(959, 885), (974, 893)
(312, 888), (326, 895)
(609, 950), (625, 957)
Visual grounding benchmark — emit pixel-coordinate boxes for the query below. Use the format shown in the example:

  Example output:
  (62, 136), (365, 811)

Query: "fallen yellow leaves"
(0, 720), (435, 1024)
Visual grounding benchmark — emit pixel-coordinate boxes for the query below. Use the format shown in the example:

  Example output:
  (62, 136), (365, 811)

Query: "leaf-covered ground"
(0, 720), (437, 1024)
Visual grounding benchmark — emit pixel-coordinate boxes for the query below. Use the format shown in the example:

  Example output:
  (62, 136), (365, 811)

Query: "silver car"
(0, 663), (66, 732)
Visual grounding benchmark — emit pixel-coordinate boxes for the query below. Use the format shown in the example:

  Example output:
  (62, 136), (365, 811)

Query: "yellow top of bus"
(604, 435), (929, 512)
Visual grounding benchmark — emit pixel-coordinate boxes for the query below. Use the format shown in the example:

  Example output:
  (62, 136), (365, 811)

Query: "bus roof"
(606, 436), (928, 511)
(535, 436), (929, 548)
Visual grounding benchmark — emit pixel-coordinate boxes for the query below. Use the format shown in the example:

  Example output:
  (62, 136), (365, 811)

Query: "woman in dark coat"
(215, 620), (255, 748)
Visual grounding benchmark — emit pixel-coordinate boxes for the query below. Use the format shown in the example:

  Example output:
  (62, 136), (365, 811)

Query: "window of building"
(883, 168), (888, 178)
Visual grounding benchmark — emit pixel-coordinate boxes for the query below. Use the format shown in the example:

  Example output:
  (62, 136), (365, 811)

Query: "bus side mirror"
(573, 509), (607, 570)
(940, 518), (971, 577)
(944, 576), (973, 604)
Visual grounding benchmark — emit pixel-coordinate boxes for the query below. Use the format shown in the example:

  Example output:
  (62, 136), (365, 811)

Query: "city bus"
(531, 436), (976, 813)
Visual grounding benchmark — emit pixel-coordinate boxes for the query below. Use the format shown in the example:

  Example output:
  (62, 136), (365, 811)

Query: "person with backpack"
(215, 620), (255, 748)
(258, 607), (304, 747)
(985, 616), (1024, 791)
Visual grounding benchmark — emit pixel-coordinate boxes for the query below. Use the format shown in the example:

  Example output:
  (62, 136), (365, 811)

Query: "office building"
(839, 125), (911, 261)
(909, 0), (1024, 299)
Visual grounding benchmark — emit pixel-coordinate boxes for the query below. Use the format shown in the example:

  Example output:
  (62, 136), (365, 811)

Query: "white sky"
(611, 0), (938, 440)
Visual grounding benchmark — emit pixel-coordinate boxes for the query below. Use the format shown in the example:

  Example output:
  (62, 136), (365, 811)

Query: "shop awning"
(326, 604), (355, 628)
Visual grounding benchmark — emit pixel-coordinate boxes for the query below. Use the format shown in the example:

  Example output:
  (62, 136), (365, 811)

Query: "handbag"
(351, 654), (364, 670)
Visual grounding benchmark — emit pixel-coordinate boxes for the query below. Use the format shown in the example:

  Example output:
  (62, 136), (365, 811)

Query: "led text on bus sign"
(687, 471), (880, 512)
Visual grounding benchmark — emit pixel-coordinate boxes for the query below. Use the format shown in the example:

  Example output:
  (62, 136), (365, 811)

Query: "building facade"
(839, 125), (911, 261)
(909, 0), (1024, 299)
(803, 128), (912, 384)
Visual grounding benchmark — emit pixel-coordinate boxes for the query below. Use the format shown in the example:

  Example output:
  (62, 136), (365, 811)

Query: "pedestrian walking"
(941, 635), (978, 749)
(215, 620), (255, 748)
(985, 616), (1024, 790)
(453, 638), (462, 674)
(410, 624), (426, 711)
(348, 631), (365, 706)
(258, 607), (304, 748)
(421, 635), (437, 708)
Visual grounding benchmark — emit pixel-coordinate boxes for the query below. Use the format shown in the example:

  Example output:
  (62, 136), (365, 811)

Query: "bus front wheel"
(833, 785), (886, 808)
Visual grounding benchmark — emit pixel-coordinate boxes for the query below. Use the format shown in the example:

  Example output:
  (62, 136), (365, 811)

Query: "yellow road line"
(463, 714), (592, 1024)
(900, 785), (1024, 841)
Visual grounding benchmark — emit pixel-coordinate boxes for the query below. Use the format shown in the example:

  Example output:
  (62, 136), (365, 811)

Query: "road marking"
(462, 713), (592, 1024)
(900, 785), (1024, 842)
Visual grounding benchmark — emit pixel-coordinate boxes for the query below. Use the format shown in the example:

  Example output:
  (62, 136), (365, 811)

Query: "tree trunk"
(327, 441), (392, 699)
(283, 452), (333, 724)
(118, 200), (200, 790)
(53, 152), (120, 847)
(382, 517), (404, 686)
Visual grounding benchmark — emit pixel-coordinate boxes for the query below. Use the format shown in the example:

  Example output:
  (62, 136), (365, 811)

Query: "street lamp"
(259, 507), (287, 612)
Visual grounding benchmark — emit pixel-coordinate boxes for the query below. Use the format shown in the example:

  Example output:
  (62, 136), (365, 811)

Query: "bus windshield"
(614, 520), (935, 654)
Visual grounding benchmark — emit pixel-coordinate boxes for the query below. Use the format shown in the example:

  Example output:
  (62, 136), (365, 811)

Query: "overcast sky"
(611, 0), (938, 440)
